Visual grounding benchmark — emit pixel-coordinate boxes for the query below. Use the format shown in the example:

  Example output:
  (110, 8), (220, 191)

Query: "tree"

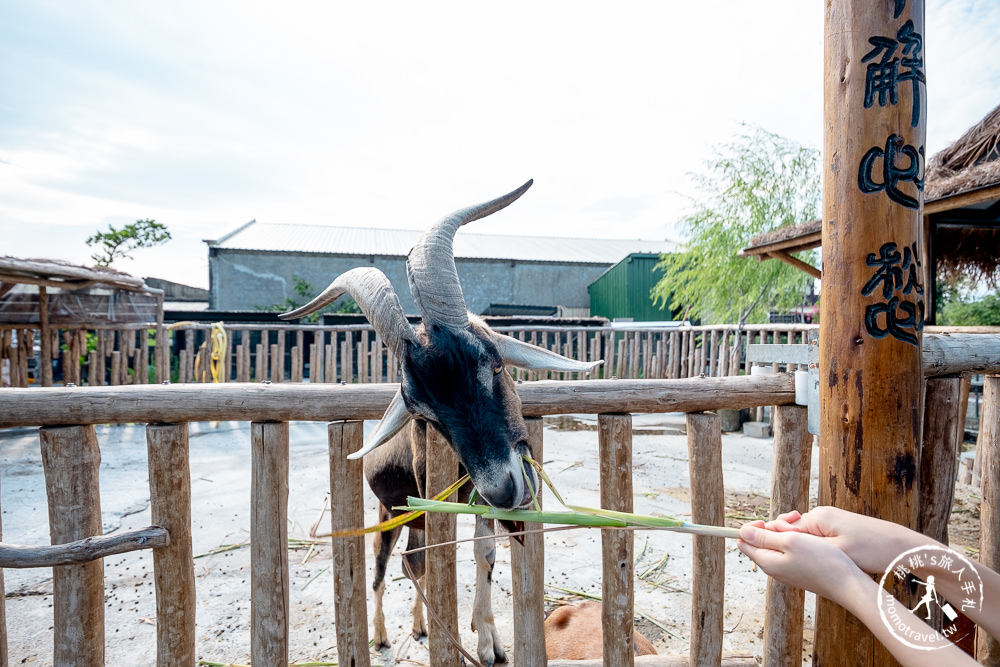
(651, 126), (821, 325)
(86, 219), (172, 267)
(256, 275), (361, 322)
(937, 282), (1000, 326)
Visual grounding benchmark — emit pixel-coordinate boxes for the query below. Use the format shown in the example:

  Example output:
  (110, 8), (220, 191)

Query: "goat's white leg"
(372, 578), (390, 649)
(472, 516), (507, 665)
(410, 575), (428, 638)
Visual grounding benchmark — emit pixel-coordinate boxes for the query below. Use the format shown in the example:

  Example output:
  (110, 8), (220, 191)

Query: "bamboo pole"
(978, 377), (1000, 665)
(146, 423), (196, 667)
(598, 413), (634, 666)
(512, 417), (546, 665)
(686, 413), (724, 667)
(40, 424), (104, 666)
(251, 421), (290, 666)
(763, 405), (812, 667)
(818, 1), (926, 663)
(328, 420), (371, 667)
(425, 423), (460, 667)
(917, 378), (963, 545)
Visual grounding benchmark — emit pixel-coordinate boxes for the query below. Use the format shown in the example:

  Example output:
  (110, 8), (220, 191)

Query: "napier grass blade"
(326, 474), (471, 538)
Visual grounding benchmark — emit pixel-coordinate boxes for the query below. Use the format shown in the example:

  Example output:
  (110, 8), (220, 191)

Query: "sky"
(1, 1), (999, 290)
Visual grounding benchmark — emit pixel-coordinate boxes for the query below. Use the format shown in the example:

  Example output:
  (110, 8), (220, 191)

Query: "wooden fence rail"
(1, 335), (997, 665)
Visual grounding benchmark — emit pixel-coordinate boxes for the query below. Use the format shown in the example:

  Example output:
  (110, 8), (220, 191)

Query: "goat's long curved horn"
(494, 334), (604, 374)
(407, 179), (533, 330)
(279, 267), (418, 360)
(346, 387), (412, 460)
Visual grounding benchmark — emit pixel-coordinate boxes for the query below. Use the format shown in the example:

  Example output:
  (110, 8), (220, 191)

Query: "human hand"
(738, 520), (870, 607)
(760, 506), (933, 575)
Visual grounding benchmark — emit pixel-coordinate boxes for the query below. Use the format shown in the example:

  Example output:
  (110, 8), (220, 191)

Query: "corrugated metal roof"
(209, 221), (674, 265)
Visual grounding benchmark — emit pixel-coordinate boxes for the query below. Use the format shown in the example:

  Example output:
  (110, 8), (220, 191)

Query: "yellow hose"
(210, 322), (228, 383)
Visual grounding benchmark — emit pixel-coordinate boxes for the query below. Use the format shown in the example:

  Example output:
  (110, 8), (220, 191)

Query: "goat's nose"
(485, 471), (520, 510)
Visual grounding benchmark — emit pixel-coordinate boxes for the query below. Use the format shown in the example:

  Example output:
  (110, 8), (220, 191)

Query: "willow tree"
(652, 127), (821, 325)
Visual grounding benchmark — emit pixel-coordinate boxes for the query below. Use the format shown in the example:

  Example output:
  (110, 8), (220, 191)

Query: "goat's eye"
(493, 364), (503, 375)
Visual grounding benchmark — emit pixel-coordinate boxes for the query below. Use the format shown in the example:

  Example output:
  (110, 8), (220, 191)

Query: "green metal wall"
(588, 253), (673, 321)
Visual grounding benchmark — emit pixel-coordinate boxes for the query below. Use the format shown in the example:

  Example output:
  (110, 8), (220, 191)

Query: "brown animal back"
(544, 601), (657, 660)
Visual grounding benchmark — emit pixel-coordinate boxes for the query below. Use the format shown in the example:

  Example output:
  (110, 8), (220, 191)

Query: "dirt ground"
(0, 414), (984, 666)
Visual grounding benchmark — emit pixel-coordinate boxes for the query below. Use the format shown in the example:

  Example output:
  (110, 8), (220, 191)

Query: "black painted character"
(862, 20), (924, 128)
(861, 242), (924, 346)
(858, 134), (924, 209)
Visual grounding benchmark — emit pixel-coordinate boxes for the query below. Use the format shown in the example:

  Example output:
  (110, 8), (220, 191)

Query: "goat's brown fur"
(544, 601), (657, 660)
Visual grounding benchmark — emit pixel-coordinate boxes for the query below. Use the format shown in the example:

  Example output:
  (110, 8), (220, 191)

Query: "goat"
(544, 601), (658, 660)
(281, 180), (601, 666)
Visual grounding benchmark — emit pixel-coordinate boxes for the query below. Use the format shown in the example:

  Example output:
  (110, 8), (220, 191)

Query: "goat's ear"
(493, 334), (604, 373)
(347, 387), (413, 460)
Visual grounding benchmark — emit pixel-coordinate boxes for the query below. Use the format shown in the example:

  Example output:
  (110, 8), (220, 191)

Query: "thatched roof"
(0, 256), (149, 291)
(926, 103), (1000, 200)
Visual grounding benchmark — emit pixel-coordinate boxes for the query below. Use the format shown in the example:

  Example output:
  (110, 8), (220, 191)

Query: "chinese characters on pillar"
(856, 3), (925, 344)
(862, 242), (924, 346)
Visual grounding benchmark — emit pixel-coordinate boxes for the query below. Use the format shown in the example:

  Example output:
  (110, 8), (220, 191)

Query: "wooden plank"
(251, 421), (290, 667)
(425, 423), (460, 667)
(40, 425), (104, 666)
(616, 338), (627, 380)
(359, 331), (369, 384)
(548, 655), (758, 667)
(290, 346), (301, 383)
(269, 344), (280, 383)
(0, 374), (800, 428)
(184, 330), (195, 384)
(344, 332), (354, 383)
(138, 328), (149, 384)
(918, 378), (963, 544)
(146, 423), (196, 667)
(817, 1), (926, 663)
(686, 412), (724, 667)
(762, 406), (812, 667)
(512, 417), (546, 666)
(978, 377), (1000, 665)
(924, 182), (1000, 215)
(766, 249), (822, 279)
(328, 421), (371, 667)
(598, 413), (634, 667)
(155, 326), (167, 384)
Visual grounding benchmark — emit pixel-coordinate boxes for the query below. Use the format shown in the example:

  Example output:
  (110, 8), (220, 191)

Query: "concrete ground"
(1, 414), (819, 665)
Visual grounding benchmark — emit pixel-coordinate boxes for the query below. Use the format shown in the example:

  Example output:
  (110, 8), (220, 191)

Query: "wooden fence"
(1, 322), (820, 388)
(1, 332), (997, 665)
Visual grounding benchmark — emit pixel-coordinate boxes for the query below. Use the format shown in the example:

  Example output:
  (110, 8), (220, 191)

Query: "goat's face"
(401, 320), (537, 510)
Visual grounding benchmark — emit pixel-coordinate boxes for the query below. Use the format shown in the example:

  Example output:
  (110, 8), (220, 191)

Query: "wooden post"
(763, 405), (812, 667)
(425, 424), (460, 667)
(40, 425), (104, 666)
(328, 421), (371, 667)
(38, 287), (52, 386)
(0, 446), (7, 664)
(147, 423), (196, 667)
(251, 421), (289, 666)
(978, 376), (1000, 665)
(598, 413), (634, 666)
(512, 417), (546, 665)
(686, 412), (724, 667)
(918, 378), (963, 544)
(818, 0), (925, 664)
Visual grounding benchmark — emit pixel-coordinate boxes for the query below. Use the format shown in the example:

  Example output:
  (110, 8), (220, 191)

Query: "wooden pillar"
(328, 421), (371, 667)
(818, 1), (925, 664)
(978, 376), (1000, 665)
(38, 287), (52, 387)
(686, 412), (724, 667)
(425, 424), (460, 667)
(598, 413), (634, 666)
(0, 448), (7, 665)
(251, 421), (289, 667)
(40, 425), (104, 666)
(147, 423), (196, 667)
(918, 378), (963, 545)
(512, 417), (546, 665)
(763, 405), (812, 667)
